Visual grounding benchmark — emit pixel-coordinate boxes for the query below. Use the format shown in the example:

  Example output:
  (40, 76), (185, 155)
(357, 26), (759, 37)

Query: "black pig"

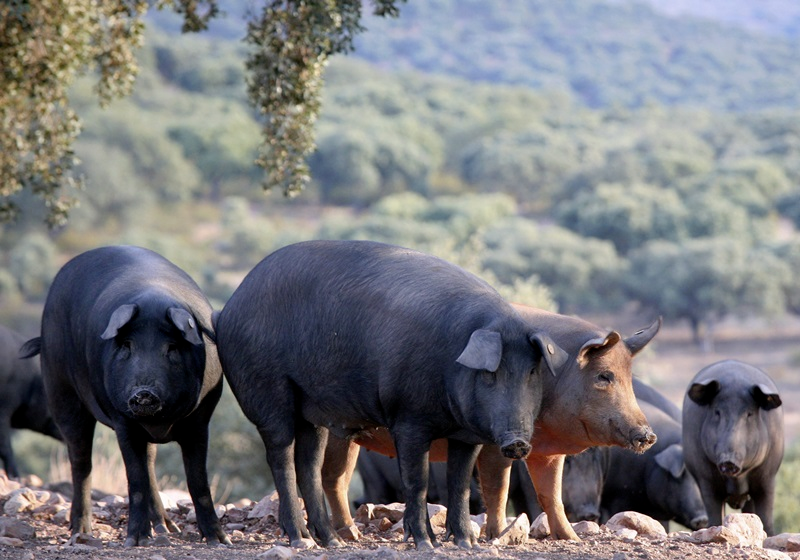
(602, 401), (708, 530)
(19, 246), (228, 547)
(214, 240), (565, 550)
(0, 324), (62, 477)
(682, 360), (783, 535)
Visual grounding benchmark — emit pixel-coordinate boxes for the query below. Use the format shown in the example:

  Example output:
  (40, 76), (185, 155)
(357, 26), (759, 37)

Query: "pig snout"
(717, 460), (742, 476)
(689, 514), (709, 530)
(500, 438), (531, 460)
(572, 507), (601, 523)
(128, 387), (163, 417)
(629, 425), (657, 453)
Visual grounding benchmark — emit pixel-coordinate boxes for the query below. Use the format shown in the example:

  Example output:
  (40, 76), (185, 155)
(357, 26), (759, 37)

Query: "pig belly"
(354, 428), (449, 461)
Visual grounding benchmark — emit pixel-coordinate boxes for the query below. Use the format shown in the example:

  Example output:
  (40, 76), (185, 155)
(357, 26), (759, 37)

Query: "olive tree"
(1, 0), (404, 225)
(626, 238), (789, 351)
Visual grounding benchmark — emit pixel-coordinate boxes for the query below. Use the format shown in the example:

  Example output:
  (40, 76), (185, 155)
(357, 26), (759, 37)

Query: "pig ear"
(623, 317), (662, 356)
(577, 331), (621, 368)
(751, 384), (781, 410)
(18, 337), (42, 359)
(101, 304), (138, 340)
(529, 332), (568, 376)
(687, 379), (720, 405)
(168, 308), (204, 345)
(457, 329), (502, 372)
(654, 444), (685, 479)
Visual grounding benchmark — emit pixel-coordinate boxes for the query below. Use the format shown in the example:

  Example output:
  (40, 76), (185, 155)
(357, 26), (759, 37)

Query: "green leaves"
(0, 0), (147, 226)
(244, 0), (403, 197)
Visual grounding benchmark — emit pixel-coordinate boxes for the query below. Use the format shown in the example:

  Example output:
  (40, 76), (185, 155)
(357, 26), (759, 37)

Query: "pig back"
(217, 240), (530, 429)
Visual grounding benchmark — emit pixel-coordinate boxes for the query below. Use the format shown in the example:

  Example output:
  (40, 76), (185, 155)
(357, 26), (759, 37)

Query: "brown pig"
(322, 305), (659, 542)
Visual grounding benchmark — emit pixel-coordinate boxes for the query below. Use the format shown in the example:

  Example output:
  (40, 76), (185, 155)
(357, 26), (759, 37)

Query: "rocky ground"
(1, 472), (799, 560)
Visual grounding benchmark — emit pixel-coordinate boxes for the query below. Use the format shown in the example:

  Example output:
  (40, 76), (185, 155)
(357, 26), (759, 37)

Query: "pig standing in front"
(601, 400), (708, 530)
(323, 303), (659, 542)
(214, 240), (566, 550)
(19, 246), (229, 547)
(682, 360), (783, 535)
(0, 324), (62, 478)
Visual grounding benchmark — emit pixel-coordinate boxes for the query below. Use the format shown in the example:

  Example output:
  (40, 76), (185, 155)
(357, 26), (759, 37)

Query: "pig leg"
(143, 443), (179, 536)
(444, 439), (482, 549)
(394, 433), (434, 550)
(116, 427), (161, 546)
(526, 453), (580, 541)
(0, 413), (20, 478)
(748, 484), (776, 535)
(179, 429), (231, 545)
(259, 426), (316, 548)
(50, 398), (96, 537)
(475, 445), (513, 539)
(321, 434), (361, 539)
(698, 481), (724, 528)
(295, 421), (341, 547)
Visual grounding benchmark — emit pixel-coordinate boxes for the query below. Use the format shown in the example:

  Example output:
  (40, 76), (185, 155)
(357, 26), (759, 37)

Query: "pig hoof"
(415, 540), (435, 551)
(455, 538), (474, 549)
(213, 537), (233, 547)
(153, 523), (168, 535)
(124, 536), (151, 547)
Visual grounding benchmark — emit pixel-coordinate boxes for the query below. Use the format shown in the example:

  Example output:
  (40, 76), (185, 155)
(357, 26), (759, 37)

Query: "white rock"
(372, 503), (405, 523)
(614, 527), (638, 540)
(257, 545), (297, 559)
(689, 513), (766, 547)
(0, 518), (35, 540)
(470, 520), (481, 541)
(605, 511), (667, 538)
(0, 536), (24, 548)
(354, 503), (375, 524)
(722, 513), (767, 547)
(529, 512), (550, 539)
(764, 533), (794, 550)
(3, 488), (37, 515)
(0, 471), (21, 497)
(762, 549), (792, 560)
(573, 520), (601, 535)
(248, 491), (280, 520)
(426, 503), (447, 529)
(495, 513), (530, 545)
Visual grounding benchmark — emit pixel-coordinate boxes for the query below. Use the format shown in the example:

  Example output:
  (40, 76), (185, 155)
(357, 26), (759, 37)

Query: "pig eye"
(596, 371), (614, 386)
(120, 339), (132, 351)
(481, 370), (496, 385)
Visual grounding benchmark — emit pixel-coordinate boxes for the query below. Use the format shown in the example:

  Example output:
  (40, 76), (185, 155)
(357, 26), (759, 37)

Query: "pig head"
(98, 300), (211, 439)
(683, 359), (783, 535)
(479, 306), (658, 541)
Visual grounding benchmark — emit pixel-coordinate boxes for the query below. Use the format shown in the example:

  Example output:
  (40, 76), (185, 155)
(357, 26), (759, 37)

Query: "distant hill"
(145, 0), (800, 112)
(352, 0), (800, 111)
(638, 0), (800, 38)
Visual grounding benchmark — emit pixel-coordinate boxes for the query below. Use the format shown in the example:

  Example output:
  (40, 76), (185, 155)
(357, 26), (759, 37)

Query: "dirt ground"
(0, 495), (795, 560)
